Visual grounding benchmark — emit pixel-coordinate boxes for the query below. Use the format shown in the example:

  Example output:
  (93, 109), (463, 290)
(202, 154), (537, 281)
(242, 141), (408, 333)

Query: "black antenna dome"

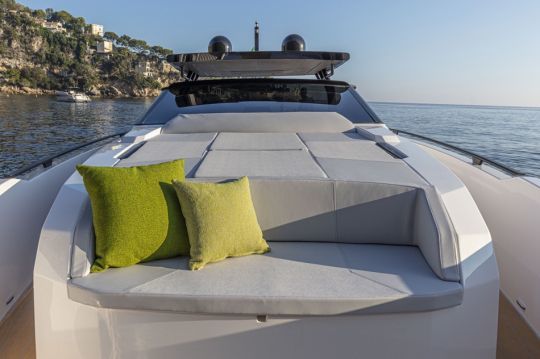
(208, 36), (232, 54)
(282, 34), (305, 51)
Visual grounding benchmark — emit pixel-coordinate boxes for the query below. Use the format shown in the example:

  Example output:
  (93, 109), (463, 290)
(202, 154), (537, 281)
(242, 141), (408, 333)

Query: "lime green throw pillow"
(77, 159), (190, 272)
(172, 176), (270, 270)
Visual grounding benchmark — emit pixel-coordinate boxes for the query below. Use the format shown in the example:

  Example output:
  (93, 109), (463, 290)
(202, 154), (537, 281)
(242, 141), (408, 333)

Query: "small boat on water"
(0, 25), (539, 358)
(55, 89), (91, 103)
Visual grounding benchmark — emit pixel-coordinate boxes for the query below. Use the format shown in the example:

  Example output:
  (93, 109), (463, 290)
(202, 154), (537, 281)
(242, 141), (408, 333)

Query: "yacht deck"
(116, 130), (426, 188)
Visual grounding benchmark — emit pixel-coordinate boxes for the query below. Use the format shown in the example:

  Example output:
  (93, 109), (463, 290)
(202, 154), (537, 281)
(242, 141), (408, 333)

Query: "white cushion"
(306, 141), (400, 162)
(68, 243), (463, 316)
(317, 158), (427, 187)
(298, 132), (366, 142)
(162, 112), (355, 133)
(118, 141), (208, 165)
(195, 150), (327, 179)
(211, 133), (306, 150)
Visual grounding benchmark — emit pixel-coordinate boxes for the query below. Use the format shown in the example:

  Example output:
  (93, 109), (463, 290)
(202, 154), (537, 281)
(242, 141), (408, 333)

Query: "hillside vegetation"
(0, 0), (181, 96)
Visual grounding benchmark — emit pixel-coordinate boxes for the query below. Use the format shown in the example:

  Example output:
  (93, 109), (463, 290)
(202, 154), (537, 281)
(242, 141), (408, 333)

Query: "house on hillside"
(89, 24), (104, 37)
(159, 60), (174, 73)
(135, 60), (155, 78)
(41, 21), (66, 33)
(97, 40), (113, 54)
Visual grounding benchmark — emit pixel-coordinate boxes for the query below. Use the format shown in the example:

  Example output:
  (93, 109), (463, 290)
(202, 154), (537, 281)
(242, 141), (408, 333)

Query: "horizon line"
(368, 100), (540, 110)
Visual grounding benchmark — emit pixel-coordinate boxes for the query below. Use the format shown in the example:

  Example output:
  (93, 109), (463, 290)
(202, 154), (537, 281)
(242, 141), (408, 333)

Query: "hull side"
(422, 144), (540, 338)
(0, 150), (95, 322)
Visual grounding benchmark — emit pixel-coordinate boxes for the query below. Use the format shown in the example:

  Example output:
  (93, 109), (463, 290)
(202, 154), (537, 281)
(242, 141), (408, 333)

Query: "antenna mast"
(254, 21), (260, 51)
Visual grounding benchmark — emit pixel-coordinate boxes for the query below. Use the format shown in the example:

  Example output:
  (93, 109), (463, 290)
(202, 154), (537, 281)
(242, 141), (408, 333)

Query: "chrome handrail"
(6, 131), (128, 178)
(390, 128), (524, 177)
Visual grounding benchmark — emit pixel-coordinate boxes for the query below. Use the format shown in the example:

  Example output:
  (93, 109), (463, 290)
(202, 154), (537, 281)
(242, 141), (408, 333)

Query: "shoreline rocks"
(0, 85), (159, 98)
(0, 85), (55, 96)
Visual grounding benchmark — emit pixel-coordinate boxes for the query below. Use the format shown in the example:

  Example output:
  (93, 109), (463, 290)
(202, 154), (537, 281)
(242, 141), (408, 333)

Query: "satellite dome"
(281, 34), (305, 51)
(208, 36), (232, 54)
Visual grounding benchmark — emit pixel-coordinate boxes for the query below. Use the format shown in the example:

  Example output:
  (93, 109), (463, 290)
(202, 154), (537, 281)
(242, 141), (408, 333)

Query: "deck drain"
(256, 315), (268, 323)
(516, 298), (527, 311)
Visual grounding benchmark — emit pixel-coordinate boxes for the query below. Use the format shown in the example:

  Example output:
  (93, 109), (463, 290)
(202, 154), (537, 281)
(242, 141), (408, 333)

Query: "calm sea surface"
(371, 102), (540, 177)
(0, 95), (538, 177)
(0, 95), (153, 177)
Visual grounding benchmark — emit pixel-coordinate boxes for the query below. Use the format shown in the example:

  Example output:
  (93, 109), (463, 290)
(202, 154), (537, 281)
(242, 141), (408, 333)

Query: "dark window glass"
(139, 79), (377, 124)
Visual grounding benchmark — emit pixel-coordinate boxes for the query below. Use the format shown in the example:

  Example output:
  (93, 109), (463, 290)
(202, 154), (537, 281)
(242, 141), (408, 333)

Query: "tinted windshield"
(139, 79), (379, 124)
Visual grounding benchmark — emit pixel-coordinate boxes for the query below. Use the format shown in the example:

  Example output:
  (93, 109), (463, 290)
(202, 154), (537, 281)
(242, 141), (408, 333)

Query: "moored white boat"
(56, 89), (91, 103)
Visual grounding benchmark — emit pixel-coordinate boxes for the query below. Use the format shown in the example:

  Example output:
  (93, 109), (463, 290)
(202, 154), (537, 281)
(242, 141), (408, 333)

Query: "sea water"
(0, 95), (538, 177)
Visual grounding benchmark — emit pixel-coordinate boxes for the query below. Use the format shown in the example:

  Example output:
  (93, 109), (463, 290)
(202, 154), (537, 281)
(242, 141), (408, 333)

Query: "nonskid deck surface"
(0, 289), (34, 359)
(0, 290), (537, 358)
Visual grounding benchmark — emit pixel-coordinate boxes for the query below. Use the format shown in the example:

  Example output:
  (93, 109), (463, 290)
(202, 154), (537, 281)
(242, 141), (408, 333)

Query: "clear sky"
(18, 0), (540, 107)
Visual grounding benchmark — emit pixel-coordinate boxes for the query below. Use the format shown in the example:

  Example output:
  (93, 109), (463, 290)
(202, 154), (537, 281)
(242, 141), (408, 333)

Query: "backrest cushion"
(249, 179), (335, 241)
(414, 188), (460, 281)
(335, 182), (417, 245)
(71, 178), (459, 281)
(162, 112), (355, 134)
(249, 179), (420, 245)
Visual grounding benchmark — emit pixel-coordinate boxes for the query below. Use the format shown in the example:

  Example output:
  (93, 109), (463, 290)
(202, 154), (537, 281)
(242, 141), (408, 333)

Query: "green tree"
(32, 9), (47, 19)
(104, 31), (119, 43)
(0, 0), (17, 10)
(4, 68), (21, 84)
(45, 8), (54, 20)
(51, 10), (73, 24)
(117, 34), (131, 47)
(69, 17), (86, 33)
(75, 39), (87, 61)
(128, 38), (147, 52)
(161, 48), (173, 57)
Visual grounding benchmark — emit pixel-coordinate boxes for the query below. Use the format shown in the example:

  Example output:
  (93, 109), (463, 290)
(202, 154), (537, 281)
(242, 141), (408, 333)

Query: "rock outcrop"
(0, 4), (182, 98)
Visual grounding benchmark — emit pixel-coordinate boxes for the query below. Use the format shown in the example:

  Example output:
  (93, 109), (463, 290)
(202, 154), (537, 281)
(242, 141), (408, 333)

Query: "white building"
(89, 24), (104, 37)
(42, 21), (65, 33)
(159, 60), (174, 73)
(135, 60), (155, 78)
(96, 40), (113, 54)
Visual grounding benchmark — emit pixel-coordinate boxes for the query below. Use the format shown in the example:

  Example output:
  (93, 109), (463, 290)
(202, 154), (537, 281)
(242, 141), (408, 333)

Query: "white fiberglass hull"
(421, 143), (540, 338)
(56, 92), (91, 103)
(0, 150), (96, 321)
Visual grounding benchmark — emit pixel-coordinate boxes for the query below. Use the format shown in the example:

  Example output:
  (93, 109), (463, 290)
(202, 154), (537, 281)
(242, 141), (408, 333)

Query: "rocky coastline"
(0, 85), (161, 97)
(0, 2), (180, 99)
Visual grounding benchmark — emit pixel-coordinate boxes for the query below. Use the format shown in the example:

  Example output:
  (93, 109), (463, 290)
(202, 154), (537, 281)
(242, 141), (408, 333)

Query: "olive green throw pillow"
(77, 160), (190, 272)
(172, 176), (270, 270)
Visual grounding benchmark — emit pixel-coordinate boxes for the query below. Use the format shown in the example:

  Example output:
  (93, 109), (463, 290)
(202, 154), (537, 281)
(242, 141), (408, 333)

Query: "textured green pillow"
(77, 159), (190, 272)
(172, 176), (270, 270)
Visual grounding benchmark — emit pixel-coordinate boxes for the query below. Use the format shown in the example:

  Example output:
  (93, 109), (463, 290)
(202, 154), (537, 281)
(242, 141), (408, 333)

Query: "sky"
(18, 0), (540, 107)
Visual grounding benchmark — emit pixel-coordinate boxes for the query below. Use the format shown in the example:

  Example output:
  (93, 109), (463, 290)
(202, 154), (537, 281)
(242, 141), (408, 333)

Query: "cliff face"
(0, 4), (182, 97)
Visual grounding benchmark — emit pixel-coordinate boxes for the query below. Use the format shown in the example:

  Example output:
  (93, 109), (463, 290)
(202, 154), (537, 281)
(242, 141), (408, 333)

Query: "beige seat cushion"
(69, 242), (463, 316)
